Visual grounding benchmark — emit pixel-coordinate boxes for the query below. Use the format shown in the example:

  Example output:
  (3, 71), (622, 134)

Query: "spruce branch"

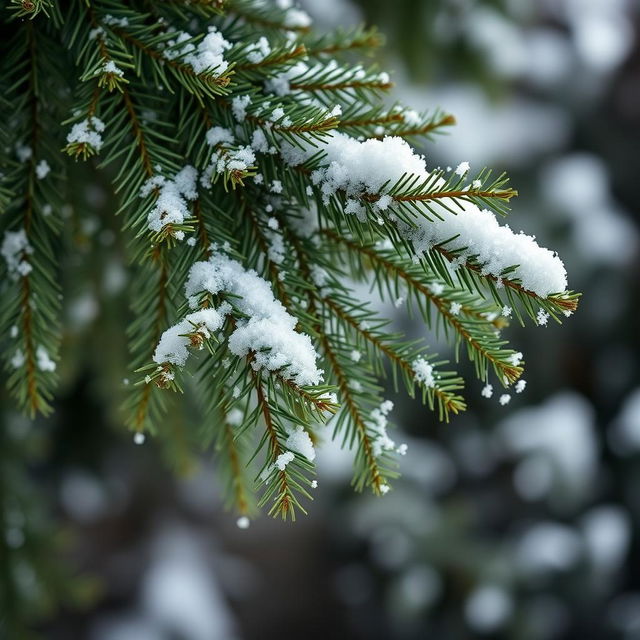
(225, 0), (312, 34)
(6, 0), (56, 20)
(110, 23), (234, 102)
(303, 25), (385, 58)
(279, 215), (395, 492)
(1, 23), (62, 416)
(252, 372), (312, 520)
(217, 409), (254, 515)
(234, 43), (307, 73)
(0, 0), (580, 524)
(320, 331), (397, 495)
(321, 294), (466, 421)
(323, 230), (524, 385)
(287, 64), (393, 97)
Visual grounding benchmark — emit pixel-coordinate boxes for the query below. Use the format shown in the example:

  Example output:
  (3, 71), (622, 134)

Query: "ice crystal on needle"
(66, 117), (105, 151)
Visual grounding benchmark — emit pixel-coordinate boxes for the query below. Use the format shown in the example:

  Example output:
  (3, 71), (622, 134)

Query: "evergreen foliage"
(0, 0), (579, 527)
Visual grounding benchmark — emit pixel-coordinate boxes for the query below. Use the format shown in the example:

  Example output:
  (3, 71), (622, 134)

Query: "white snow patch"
(66, 117), (106, 151)
(174, 254), (322, 385)
(2, 229), (33, 279)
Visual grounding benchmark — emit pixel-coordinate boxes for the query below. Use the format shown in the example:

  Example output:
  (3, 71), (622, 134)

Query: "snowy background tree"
(2, 1), (638, 639)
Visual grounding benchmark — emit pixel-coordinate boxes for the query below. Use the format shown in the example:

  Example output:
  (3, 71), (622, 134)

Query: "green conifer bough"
(0, 0), (579, 521)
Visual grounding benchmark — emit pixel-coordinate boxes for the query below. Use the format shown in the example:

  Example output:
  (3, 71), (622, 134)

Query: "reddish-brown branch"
(254, 375), (292, 518)
(304, 32), (384, 57)
(222, 420), (250, 514)
(121, 88), (154, 177)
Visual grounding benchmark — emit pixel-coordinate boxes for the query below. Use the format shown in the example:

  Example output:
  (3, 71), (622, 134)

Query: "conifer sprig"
(0, 0), (579, 523)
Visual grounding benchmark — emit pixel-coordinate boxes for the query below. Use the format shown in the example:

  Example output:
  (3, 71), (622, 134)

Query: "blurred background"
(4, 0), (640, 638)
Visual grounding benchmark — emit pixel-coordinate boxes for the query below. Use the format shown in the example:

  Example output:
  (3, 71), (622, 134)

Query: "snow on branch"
(153, 251), (322, 386)
(282, 132), (569, 299)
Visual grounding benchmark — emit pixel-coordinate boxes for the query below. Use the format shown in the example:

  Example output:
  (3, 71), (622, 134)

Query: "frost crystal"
(236, 516), (250, 529)
(231, 95), (251, 122)
(251, 129), (269, 153)
(16, 143), (32, 162)
(227, 408), (244, 426)
(515, 379), (527, 393)
(11, 349), (25, 369)
(35, 160), (51, 180)
(36, 346), (56, 372)
(508, 352), (523, 366)
(153, 308), (225, 366)
(370, 400), (396, 457)
(206, 126), (234, 147)
(537, 309), (550, 326)
(499, 394), (511, 406)
(143, 166), (198, 233)
(246, 36), (271, 64)
(103, 60), (124, 77)
(66, 117), (106, 151)
(203, 131), (256, 177)
(275, 451), (295, 470)
(2, 229), (33, 280)
(103, 14), (129, 27)
(282, 7), (312, 28)
(481, 384), (494, 399)
(412, 356), (435, 387)
(455, 161), (471, 176)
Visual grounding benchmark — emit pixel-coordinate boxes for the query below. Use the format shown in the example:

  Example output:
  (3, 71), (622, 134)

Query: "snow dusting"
(142, 166), (198, 233)
(412, 357), (435, 388)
